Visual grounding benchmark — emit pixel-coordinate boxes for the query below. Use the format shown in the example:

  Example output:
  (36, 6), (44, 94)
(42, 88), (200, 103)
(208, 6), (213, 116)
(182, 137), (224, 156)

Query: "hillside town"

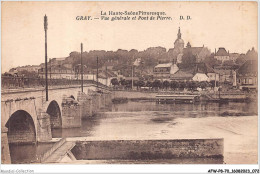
(3, 27), (257, 93)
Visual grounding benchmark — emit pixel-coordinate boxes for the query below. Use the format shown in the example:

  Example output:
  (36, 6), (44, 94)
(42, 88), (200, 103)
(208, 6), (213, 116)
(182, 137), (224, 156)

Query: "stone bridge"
(1, 84), (112, 163)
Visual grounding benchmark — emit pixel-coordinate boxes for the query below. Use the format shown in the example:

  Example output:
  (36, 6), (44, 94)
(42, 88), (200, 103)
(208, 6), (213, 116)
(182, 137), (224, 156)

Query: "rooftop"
(155, 63), (172, 68)
(171, 70), (194, 80)
(183, 47), (203, 55)
(237, 59), (257, 76)
(215, 47), (229, 56)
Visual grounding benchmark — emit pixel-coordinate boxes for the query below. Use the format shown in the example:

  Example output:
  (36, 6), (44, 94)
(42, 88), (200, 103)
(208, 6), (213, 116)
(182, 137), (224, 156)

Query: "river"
(9, 101), (258, 164)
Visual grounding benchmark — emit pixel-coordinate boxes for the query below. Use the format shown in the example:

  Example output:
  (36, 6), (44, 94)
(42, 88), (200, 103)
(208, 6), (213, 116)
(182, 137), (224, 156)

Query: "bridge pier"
(61, 95), (81, 128)
(37, 110), (52, 142)
(1, 127), (11, 164)
(89, 91), (101, 116)
(77, 91), (93, 119)
(104, 92), (112, 107)
(100, 93), (106, 109)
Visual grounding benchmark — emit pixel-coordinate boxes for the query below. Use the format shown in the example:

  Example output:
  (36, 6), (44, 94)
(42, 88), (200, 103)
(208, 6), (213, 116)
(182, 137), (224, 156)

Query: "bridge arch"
(46, 100), (62, 129)
(5, 110), (36, 144)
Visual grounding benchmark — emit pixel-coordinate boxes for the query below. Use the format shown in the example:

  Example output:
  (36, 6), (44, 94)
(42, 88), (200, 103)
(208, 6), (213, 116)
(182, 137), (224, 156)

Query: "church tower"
(177, 27), (182, 39)
(173, 27), (184, 63)
(174, 27), (184, 53)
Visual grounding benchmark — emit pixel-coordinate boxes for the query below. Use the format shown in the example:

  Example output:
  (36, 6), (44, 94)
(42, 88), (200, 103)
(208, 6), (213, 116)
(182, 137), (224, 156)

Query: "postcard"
(1, 1), (258, 173)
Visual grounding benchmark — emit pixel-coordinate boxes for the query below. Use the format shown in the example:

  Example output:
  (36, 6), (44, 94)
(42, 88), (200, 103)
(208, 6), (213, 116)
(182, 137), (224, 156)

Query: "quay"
(39, 137), (224, 164)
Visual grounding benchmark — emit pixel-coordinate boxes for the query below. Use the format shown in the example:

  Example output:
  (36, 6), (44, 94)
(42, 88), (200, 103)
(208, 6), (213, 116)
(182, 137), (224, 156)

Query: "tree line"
(111, 78), (218, 91)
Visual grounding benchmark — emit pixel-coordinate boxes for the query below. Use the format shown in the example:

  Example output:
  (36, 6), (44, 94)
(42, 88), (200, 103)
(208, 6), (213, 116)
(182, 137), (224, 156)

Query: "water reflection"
(9, 143), (54, 164)
(52, 117), (101, 138)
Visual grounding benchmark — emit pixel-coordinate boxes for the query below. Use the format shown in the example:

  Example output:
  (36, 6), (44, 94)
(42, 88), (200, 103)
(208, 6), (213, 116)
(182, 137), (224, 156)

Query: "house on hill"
(153, 62), (179, 79)
(192, 73), (209, 82)
(183, 42), (211, 62)
(170, 63), (219, 82)
(214, 65), (237, 86)
(214, 47), (230, 62)
(236, 59), (257, 90)
(99, 69), (118, 86)
(38, 65), (75, 79)
(229, 53), (240, 61)
(170, 70), (194, 81)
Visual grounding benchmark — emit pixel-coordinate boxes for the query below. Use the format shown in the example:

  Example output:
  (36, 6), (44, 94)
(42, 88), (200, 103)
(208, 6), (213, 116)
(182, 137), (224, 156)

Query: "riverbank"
(112, 90), (255, 103)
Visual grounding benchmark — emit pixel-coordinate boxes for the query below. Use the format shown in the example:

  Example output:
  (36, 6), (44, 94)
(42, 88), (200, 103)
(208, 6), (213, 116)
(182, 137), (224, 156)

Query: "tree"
(111, 78), (119, 87)
(199, 81), (208, 90)
(125, 80), (132, 89)
(179, 81), (186, 90)
(137, 80), (145, 89)
(187, 81), (198, 91)
(120, 79), (127, 86)
(146, 81), (152, 87)
(152, 80), (162, 90)
(170, 81), (179, 90)
(162, 80), (170, 90)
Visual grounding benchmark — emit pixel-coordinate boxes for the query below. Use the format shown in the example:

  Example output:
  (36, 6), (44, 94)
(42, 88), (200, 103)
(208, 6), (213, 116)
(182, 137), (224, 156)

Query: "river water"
(9, 101), (258, 164)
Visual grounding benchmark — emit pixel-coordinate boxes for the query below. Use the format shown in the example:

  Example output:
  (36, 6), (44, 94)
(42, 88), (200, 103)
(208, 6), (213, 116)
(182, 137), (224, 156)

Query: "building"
(99, 69), (117, 86)
(171, 70), (194, 81)
(236, 59), (257, 90)
(49, 57), (67, 66)
(174, 27), (184, 54)
(213, 65), (236, 86)
(38, 65), (75, 79)
(197, 63), (219, 82)
(183, 42), (211, 62)
(167, 27), (185, 63)
(170, 63), (219, 83)
(167, 28), (212, 64)
(214, 47), (230, 62)
(192, 73), (209, 82)
(229, 53), (240, 61)
(153, 62), (179, 79)
(9, 65), (41, 73)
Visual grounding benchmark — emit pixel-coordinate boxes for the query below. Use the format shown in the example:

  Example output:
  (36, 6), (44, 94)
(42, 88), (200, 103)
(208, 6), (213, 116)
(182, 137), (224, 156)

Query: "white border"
(0, 0), (259, 173)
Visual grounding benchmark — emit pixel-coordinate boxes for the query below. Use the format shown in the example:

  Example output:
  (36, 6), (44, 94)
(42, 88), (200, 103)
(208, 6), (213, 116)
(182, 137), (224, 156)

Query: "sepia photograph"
(0, 1), (259, 173)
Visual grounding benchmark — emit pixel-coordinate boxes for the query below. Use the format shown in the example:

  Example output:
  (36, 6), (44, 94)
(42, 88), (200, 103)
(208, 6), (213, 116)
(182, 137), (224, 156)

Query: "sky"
(1, 1), (258, 73)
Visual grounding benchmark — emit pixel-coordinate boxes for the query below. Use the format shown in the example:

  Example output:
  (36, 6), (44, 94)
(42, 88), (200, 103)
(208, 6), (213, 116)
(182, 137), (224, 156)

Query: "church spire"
(177, 27), (182, 39)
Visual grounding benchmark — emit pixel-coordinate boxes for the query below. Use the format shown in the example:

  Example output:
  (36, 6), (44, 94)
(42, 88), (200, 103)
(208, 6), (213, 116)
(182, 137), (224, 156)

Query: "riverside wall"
(71, 139), (224, 161)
